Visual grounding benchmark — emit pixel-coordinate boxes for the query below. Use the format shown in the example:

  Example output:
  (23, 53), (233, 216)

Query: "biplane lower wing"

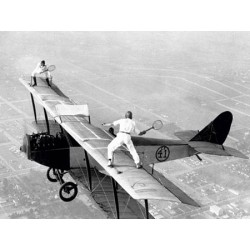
(19, 76), (180, 203)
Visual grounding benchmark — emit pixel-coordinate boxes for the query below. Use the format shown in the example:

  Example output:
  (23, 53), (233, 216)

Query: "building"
(210, 205), (223, 217)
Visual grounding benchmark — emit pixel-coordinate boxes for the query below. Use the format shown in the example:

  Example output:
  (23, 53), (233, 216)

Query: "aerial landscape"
(0, 31), (250, 219)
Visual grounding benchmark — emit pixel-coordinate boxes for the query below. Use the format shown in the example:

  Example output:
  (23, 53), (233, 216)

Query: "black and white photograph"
(1, 31), (250, 220)
(1, 1), (250, 249)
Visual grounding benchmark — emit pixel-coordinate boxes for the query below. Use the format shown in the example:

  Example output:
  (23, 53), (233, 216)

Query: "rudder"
(190, 111), (233, 145)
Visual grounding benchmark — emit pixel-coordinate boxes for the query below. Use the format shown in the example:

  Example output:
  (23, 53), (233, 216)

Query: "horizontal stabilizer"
(174, 130), (198, 142)
(223, 146), (249, 159)
(188, 141), (248, 159)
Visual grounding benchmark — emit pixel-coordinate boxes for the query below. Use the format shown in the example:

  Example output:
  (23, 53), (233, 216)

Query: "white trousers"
(108, 133), (140, 164)
(31, 70), (51, 78)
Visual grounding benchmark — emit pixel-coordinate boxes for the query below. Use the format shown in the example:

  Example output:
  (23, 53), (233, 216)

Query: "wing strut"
(43, 108), (50, 134)
(111, 177), (120, 219)
(144, 199), (149, 219)
(30, 93), (37, 123)
(84, 150), (92, 191)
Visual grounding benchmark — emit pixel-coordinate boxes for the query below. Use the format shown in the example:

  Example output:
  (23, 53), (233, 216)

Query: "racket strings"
(153, 120), (163, 130)
(48, 65), (56, 71)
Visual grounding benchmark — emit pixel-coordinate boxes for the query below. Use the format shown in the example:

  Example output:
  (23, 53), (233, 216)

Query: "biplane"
(19, 73), (248, 219)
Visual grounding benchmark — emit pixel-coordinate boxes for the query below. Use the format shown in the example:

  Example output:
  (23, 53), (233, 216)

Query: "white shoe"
(136, 163), (142, 169)
(108, 159), (113, 167)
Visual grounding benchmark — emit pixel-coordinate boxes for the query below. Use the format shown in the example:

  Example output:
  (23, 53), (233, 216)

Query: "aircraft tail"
(175, 111), (248, 159)
(190, 111), (232, 144)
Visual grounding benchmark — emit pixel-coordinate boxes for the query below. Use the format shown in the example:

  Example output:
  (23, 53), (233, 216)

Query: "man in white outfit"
(102, 111), (146, 169)
(31, 60), (51, 87)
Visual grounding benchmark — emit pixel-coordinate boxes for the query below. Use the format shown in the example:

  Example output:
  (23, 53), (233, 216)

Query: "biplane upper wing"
(19, 77), (180, 202)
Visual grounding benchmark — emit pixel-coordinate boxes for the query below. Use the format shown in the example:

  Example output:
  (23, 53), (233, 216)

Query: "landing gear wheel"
(47, 167), (57, 182)
(59, 182), (78, 202)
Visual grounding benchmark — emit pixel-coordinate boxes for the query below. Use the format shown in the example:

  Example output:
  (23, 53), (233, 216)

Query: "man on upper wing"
(102, 111), (146, 169)
(31, 60), (51, 87)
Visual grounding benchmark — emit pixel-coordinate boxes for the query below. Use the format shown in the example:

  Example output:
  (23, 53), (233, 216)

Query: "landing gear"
(59, 182), (78, 202)
(47, 167), (57, 182)
(46, 167), (78, 202)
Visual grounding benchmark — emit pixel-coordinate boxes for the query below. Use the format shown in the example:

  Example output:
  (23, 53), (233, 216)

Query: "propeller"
(22, 118), (34, 135)
(20, 118), (35, 154)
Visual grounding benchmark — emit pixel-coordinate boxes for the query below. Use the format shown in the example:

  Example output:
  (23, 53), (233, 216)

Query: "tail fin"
(188, 111), (248, 159)
(190, 111), (233, 145)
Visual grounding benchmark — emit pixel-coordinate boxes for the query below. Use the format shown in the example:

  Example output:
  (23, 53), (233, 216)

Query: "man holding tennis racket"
(102, 111), (146, 169)
(31, 60), (51, 87)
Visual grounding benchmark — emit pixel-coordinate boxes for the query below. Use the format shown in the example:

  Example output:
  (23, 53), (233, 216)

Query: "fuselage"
(20, 119), (198, 172)
(132, 136), (197, 166)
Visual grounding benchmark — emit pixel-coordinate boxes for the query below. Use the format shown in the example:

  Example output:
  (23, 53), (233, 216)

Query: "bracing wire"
(92, 167), (117, 218)
(63, 128), (88, 185)
(136, 200), (147, 219)
(122, 195), (131, 217)
(63, 125), (117, 218)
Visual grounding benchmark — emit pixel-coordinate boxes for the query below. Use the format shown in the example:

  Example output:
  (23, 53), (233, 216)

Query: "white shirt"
(32, 63), (50, 77)
(113, 118), (137, 134)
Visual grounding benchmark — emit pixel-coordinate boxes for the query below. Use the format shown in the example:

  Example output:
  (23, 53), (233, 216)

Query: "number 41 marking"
(155, 146), (170, 162)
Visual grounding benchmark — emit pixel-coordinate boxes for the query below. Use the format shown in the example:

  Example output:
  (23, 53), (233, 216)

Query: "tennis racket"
(43, 65), (56, 72)
(141, 120), (163, 135)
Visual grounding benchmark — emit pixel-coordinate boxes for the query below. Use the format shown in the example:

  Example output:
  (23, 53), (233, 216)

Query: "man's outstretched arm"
(102, 122), (113, 127)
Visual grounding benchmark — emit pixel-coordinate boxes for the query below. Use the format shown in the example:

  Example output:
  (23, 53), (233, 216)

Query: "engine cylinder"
(20, 132), (70, 170)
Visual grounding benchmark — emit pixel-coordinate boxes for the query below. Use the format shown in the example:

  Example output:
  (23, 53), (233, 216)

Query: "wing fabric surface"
(19, 77), (180, 202)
